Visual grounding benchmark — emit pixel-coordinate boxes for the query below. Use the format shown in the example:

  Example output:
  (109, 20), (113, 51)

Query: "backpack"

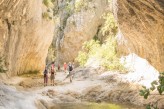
(69, 65), (73, 71)
(44, 69), (48, 74)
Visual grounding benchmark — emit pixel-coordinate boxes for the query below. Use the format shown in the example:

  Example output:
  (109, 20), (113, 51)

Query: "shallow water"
(52, 103), (144, 109)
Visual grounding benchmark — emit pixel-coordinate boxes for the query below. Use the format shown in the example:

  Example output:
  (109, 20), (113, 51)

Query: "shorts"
(51, 74), (55, 80)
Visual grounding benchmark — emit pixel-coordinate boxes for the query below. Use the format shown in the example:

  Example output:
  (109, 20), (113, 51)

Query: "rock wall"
(116, 0), (164, 72)
(54, 0), (109, 64)
(51, 0), (164, 72)
(0, 0), (54, 76)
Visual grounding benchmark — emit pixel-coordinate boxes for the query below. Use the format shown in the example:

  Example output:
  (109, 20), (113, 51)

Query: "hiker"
(43, 67), (48, 86)
(68, 62), (73, 83)
(50, 62), (56, 86)
(63, 62), (67, 73)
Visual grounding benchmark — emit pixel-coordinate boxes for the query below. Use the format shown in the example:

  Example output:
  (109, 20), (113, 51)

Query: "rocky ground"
(0, 67), (164, 109)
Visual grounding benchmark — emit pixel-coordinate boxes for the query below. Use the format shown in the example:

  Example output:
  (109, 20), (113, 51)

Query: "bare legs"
(51, 74), (55, 86)
(44, 75), (48, 86)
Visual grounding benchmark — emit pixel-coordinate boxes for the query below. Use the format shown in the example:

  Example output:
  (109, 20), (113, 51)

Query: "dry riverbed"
(0, 67), (164, 109)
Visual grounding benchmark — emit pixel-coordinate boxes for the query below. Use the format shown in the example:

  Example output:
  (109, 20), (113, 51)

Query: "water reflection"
(51, 103), (144, 109)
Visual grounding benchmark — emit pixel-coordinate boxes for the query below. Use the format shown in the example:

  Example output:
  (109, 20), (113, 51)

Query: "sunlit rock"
(0, 0), (54, 75)
(120, 53), (159, 88)
(116, 0), (164, 72)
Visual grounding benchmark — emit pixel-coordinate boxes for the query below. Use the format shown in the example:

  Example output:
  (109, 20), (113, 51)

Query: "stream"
(51, 103), (144, 109)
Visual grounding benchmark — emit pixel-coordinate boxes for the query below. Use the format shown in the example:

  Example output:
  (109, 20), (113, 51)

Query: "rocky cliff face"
(1, 0), (162, 76)
(0, 0), (54, 76)
(116, 0), (164, 72)
(54, 0), (164, 72)
(53, 0), (109, 64)
(60, 0), (108, 63)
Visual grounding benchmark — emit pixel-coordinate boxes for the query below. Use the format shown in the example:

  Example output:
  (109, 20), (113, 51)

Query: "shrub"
(42, 12), (49, 19)
(76, 51), (88, 66)
(101, 13), (118, 36)
(75, 0), (88, 12)
(76, 12), (126, 72)
(42, 0), (54, 20)
(76, 37), (126, 72)
(43, 0), (53, 8)
(46, 44), (56, 64)
(0, 56), (7, 73)
(65, 1), (72, 13)
(76, 39), (100, 66)
(139, 72), (164, 109)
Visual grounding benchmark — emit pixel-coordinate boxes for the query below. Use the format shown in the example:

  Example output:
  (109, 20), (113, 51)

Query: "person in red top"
(50, 62), (56, 86)
(63, 62), (67, 73)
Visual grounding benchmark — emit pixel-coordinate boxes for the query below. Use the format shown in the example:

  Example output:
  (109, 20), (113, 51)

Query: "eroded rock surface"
(34, 67), (163, 109)
(54, 0), (109, 64)
(0, 0), (54, 75)
(116, 0), (164, 72)
(53, 0), (164, 73)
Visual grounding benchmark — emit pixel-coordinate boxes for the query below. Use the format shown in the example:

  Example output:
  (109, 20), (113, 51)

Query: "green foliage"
(75, 0), (88, 12)
(42, 12), (49, 19)
(65, 1), (72, 13)
(99, 12), (126, 71)
(19, 70), (40, 77)
(76, 13), (126, 72)
(139, 72), (164, 109)
(76, 40), (100, 66)
(101, 13), (118, 36)
(139, 86), (150, 99)
(146, 104), (158, 109)
(26, 70), (39, 75)
(76, 51), (88, 66)
(82, 39), (100, 54)
(42, 0), (54, 20)
(0, 56), (7, 73)
(157, 72), (164, 94)
(47, 44), (56, 64)
(43, 0), (53, 7)
(76, 37), (126, 72)
(98, 37), (126, 72)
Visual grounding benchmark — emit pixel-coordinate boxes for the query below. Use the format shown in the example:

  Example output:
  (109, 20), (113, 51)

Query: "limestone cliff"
(53, 0), (109, 64)
(53, 0), (164, 72)
(0, 0), (54, 76)
(116, 0), (164, 72)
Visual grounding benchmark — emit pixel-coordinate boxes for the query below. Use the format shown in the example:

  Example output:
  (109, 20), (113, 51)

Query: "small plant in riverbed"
(139, 72), (164, 109)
